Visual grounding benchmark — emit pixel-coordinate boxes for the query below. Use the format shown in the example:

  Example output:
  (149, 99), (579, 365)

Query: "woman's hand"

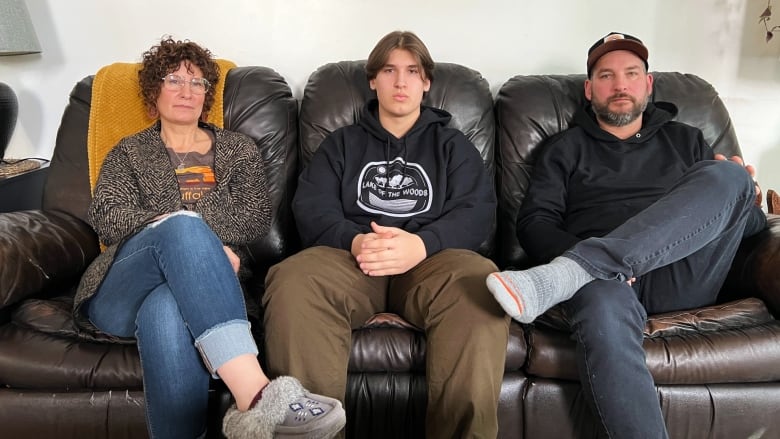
(223, 246), (240, 274)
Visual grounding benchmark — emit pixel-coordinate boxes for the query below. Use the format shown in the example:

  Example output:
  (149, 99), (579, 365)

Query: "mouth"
(393, 94), (408, 101)
(609, 95), (634, 104)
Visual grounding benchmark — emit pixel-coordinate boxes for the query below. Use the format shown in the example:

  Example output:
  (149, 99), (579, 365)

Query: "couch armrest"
(0, 210), (99, 309)
(724, 214), (780, 315)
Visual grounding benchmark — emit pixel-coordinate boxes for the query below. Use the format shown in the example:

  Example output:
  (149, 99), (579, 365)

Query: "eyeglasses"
(160, 74), (211, 95)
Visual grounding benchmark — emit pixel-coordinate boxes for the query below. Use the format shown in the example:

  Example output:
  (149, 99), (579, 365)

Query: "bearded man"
(486, 32), (766, 439)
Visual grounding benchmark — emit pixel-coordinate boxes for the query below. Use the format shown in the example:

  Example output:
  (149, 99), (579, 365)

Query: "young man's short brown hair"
(365, 31), (434, 82)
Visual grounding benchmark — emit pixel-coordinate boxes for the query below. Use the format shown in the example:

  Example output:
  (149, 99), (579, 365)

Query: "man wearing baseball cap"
(487, 32), (766, 438)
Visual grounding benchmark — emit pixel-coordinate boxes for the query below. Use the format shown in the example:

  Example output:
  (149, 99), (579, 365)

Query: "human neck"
(160, 124), (202, 152)
(378, 111), (419, 139)
(597, 116), (643, 140)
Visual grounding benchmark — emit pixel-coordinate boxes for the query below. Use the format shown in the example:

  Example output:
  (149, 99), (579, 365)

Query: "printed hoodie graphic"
(357, 157), (432, 216)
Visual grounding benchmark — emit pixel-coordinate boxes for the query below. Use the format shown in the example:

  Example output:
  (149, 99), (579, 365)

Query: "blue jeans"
(86, 213), (258, 439)
(561, 160), (766, 439)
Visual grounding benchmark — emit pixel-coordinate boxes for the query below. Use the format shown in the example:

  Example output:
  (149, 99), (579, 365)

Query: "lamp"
(0, 0), (42, 162)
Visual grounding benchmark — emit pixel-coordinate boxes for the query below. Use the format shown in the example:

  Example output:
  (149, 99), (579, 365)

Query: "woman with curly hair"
(74, 37), (345, 439)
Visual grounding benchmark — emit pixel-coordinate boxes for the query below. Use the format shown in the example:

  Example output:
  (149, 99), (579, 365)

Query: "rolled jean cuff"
(194, 319), (259, 378)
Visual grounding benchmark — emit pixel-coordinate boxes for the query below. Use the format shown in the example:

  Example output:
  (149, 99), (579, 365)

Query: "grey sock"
(486, 256), (595, 323)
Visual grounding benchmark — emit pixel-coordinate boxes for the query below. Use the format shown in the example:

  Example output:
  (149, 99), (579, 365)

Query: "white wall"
(3, 0), (780, 193)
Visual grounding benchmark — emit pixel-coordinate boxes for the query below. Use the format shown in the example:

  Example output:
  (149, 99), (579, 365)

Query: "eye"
(409, 68), (419, 75)
(383, 67), (394, 73)
(168, 75), (184, 86)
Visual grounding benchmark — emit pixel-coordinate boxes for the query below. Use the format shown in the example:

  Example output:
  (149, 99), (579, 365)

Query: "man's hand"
(715, 154), (762, 207)
(352, 221), (427, 276)
(223, 245), (240, 274)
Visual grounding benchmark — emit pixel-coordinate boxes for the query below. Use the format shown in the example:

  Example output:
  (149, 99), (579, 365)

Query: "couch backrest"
(298, 60), (496, 255)
(494, 72), (741, 268)
(43, 66), (299, 267)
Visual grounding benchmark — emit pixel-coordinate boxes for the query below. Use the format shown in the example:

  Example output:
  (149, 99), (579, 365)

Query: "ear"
(646, 73), (654, 96)
(584, 79), (592, 101)
(423, 77), (431, 92)
(369, 78), (376, 90)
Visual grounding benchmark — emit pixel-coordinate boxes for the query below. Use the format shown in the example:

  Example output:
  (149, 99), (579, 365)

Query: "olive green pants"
(263, 246), (509, 439)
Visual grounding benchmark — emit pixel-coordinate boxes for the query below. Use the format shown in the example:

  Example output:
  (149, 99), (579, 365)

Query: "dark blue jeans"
(561, 160), (766, 439)
(86, 213), (258, 439)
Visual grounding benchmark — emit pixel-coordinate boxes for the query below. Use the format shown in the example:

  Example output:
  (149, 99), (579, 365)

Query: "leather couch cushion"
(0, 319), (142, 390)
(349, 312), (527, 372)
(522, 379), (780, 439)
(526, 298), (780, 384)
(0, 211), (98, 310)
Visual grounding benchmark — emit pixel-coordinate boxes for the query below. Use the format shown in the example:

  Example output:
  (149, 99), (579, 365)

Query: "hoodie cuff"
(340, 226), (366, 252)
(417, 230), (441, 257)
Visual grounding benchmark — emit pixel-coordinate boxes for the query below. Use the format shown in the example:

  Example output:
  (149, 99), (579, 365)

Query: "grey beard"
(592, 99), (648, 127)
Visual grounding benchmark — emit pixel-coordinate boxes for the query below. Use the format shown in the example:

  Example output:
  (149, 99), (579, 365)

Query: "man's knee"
(565, 280), (646, 333)
(696, 160), (753, 194)
(426, 249), (497, 279)
(412, 250), (506, 322)
(264, 246), (358, 310)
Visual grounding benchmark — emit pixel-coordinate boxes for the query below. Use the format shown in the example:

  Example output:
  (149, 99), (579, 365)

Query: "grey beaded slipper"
(223, 376), (346, 439)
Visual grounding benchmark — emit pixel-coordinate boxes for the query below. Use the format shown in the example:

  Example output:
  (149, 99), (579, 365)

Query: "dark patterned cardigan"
(74, 122), (271, 332)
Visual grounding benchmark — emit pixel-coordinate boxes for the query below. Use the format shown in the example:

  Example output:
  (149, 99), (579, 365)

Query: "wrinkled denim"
(561, 160), (766, 438)
(87, 213), (257, 439)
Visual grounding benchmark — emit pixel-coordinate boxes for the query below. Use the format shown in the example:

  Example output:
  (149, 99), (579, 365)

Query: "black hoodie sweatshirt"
(516, 102), (715, 264)
(293, 99), (496, 256)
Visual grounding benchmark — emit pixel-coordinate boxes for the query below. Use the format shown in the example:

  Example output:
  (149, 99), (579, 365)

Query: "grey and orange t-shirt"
(166, 145), (216, 208)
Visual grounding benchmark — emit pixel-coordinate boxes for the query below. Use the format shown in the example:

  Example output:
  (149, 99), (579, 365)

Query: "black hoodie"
(293, 99), (496, 256)
(516, 102), (714, 263)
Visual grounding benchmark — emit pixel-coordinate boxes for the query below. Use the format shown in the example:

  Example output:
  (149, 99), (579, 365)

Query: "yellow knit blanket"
(87, 59), (236, 190)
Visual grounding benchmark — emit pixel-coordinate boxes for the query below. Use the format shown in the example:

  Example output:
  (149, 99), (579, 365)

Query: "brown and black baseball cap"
(587, 32), (648, 77)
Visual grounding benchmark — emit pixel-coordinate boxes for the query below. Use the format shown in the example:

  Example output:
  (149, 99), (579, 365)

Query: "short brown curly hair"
(138, 36), (220, 120)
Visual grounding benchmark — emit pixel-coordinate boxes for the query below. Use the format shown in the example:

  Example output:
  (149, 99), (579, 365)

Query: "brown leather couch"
(494, 73), (780, 438)
(1, 61), (779, 439)
(0, 66), (299, 438)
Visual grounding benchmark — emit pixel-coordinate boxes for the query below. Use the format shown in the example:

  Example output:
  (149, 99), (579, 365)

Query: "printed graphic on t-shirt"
(176, 165), (215, 206)
(356, 157), (433, 217)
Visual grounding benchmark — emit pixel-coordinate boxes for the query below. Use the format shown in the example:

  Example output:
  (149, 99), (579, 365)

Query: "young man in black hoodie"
(487, 32), (766, 438)
(263, 31), (509, 438)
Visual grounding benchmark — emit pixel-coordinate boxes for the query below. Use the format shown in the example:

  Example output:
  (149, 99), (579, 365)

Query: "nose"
(613, 74), (629, 91)
(394, 71), (406, 88)
(179, 82), (194, 98)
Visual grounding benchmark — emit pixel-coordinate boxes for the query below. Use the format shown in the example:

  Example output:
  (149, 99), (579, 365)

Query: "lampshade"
(0, 0), (41, 55)
(0, 0), (41, 163)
